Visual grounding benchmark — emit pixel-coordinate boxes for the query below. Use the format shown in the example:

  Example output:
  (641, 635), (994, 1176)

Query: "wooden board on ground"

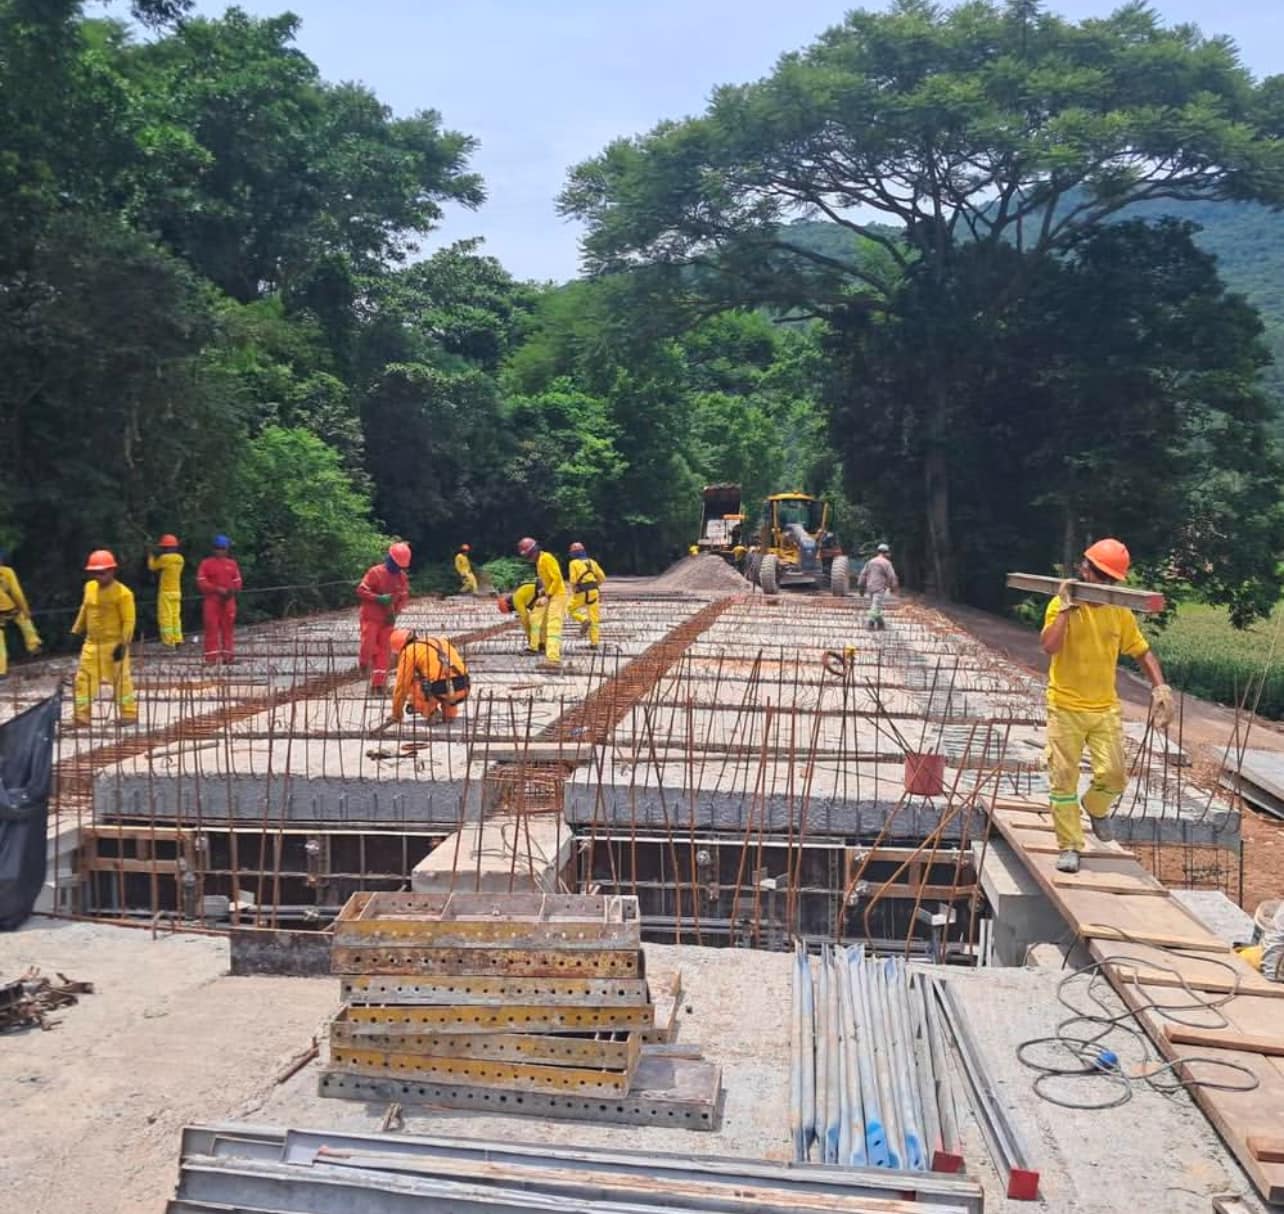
(1097, 941), (1284, 1000)
(1052, 872), (1168, 897)
(1163, 1026), (1284, 1058)
(1107, 973), (1284, 1204)
(1249, 1138), (1284, 1164)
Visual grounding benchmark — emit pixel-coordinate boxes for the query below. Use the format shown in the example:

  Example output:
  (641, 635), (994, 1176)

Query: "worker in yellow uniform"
(0, 548), (42, 677)
(567, 541), (606, 648)
(1041, 538), (1173, 873)
(517, 537), (566, 667)
(384, 628), (470, 726)
(498, 582), (540, 649)
(454, 544), (479, 594)
(71, 550), (137, 728)
(147, 533), (184, 647)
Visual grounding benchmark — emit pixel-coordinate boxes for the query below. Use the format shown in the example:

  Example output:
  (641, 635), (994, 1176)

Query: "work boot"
(1088, 814), (1115, 844)
(1055, 849), (1081, 874)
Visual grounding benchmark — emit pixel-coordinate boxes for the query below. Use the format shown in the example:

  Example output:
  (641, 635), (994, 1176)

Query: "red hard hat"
(1083, 538), (1130, 582)
(85, 549), (118, 572)
(517, 537), (538, 557)
(390, 627), (414, 655)
(158, 534), (179, 548)
(388, 541), (412, 569)
(497, 594), (513, 615)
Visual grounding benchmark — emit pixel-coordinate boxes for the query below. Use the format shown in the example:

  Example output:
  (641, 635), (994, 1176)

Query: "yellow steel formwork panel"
(339, 975), (651, 1007)
(329, 945), (643, 979)
(327, 1045), (636, 1096)
(340, 1003), (655, 1035)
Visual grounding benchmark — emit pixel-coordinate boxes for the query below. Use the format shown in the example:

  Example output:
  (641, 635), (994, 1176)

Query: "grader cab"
(747, 492), (850, 596)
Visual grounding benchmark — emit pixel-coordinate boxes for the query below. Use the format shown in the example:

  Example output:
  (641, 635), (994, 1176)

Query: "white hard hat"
(877, 543), (890, 553)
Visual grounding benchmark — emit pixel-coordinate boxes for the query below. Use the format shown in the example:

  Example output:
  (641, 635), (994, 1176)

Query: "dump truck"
(696, 484), (747, 565)
(747, 492), (850, 596)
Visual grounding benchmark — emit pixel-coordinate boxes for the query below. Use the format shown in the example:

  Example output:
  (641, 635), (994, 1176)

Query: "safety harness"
(414, 637), (471, 704)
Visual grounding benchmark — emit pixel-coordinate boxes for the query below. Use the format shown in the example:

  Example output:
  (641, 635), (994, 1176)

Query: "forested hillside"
(2, 0), (1283, 630)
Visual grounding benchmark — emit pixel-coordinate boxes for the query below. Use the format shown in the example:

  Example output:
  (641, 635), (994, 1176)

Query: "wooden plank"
(1009, 834), (1136, 859)
(1164, 1026), (1284, 1057)
(1249, 1137), (1284, 1164)
(1106, 971), (1284, 1204)
(83, 857), (179, 874)
(1005, 572), (1165, 613)
(1099, 943), (1284, 1000)
(1079, 923), (1230, 952)
(1052, 874), (1168, 897)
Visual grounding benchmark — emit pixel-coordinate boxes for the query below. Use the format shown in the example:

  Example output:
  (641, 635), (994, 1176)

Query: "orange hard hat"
(158, 534), (179, 548)
(388, 541), (412, 569)
(1083, 538), (1130, 582)
(390, 627), (415, 654)
(497, 594), (513, 615)
(517, 537), (537, 557)
(85, 549), (118, 572)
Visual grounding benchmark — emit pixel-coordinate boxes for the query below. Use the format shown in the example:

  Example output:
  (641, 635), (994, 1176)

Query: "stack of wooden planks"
(989, 797), (1284, 1205)
(318, 891), (720, 1129)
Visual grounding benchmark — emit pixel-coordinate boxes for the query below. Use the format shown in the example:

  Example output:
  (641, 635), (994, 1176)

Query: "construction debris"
(0, 967), (94, 1032)
(170, 1122), (987, 1212)
(318, 890), (721, 1128)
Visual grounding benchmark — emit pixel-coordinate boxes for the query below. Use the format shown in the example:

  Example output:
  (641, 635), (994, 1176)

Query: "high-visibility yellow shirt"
(72, 580), (136, 645)
(147, 551), (184, 595)
(569, 557), (605, 593)
(0, 565), (31, 616)
(1043, 596), (1149, 712)
(536, 551), (565, 598)
(454, 552), (472, 577)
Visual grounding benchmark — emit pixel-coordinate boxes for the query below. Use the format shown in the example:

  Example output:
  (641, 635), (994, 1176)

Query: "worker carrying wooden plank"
(1037, 538), (1174, 874)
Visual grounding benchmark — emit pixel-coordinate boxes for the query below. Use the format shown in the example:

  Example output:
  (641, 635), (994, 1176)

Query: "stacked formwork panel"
(320, 891), (721, 1128)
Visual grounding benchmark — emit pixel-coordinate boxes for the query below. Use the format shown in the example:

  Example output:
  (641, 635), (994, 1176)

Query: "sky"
(179, 0), (1283, 283)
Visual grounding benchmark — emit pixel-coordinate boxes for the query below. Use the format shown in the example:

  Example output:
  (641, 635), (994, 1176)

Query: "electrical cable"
(1016, 952), (1260, 1111)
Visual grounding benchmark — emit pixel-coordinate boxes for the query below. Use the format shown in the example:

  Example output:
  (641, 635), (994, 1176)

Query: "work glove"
(1056, 579), (1080, 611)
(376, 593), (393, 606)
(1151, 683), (1175, 730)
(111, 643), (127, 662)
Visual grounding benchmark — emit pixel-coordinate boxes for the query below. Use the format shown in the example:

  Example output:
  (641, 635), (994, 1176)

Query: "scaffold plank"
(340, 1002), (655, 1035)
(339, 975), (651, 1006)
(330, 944), (642, 979)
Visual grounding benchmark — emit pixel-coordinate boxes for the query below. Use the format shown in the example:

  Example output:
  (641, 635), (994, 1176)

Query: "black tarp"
(0, 692), (59, 930)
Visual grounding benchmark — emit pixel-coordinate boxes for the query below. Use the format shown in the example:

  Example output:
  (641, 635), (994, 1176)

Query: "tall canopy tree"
(562, 0), (1284, 594)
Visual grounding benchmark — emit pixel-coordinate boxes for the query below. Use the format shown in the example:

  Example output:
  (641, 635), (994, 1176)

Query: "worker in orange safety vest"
(383, 628), (470, 727)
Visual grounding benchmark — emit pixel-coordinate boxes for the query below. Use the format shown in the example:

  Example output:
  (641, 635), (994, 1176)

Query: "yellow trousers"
(570, 589), (601, 646)
(459, 571), (479, 594)
(530, 591), (567, 663)
(157, 590), (183, 646)
(74, 641), (136, 724)
(1046, 704), (1125, 851)
(0, 613), (42, 675)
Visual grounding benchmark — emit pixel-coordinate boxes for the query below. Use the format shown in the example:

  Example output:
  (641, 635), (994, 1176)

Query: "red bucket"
(904, 752), (946, 796)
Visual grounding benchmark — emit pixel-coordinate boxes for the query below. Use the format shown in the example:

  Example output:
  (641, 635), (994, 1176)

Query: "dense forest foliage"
(2, 0), (1283, 634)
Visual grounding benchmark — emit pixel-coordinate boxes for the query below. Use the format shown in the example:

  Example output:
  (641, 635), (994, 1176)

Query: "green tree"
(562, 0), (1284, 595)
(228, 426), (389, 617)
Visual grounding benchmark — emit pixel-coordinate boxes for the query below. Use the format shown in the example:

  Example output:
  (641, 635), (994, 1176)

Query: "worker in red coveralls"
(196, 534), (243, 664)
(356, 541), (411, 693)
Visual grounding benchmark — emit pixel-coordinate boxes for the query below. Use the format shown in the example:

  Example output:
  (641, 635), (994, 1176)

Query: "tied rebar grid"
(48, 599), (520, 931)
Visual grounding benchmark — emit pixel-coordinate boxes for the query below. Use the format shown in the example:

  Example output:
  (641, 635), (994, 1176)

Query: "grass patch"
(1145, 602), (1284, 718)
